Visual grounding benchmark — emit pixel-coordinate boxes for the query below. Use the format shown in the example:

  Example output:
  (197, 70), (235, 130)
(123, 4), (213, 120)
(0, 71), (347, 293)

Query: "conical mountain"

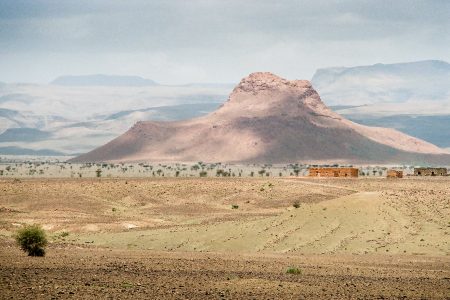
(71, 72), (450, 164)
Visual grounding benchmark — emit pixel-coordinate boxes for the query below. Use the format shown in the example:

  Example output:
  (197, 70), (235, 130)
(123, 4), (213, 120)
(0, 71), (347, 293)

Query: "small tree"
(15, 224), (48, 257)
(95, 169), (102, 178)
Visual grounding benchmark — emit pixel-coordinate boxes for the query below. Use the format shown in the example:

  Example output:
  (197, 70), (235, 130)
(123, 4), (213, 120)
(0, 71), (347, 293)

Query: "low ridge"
(71, 72), (450, 164)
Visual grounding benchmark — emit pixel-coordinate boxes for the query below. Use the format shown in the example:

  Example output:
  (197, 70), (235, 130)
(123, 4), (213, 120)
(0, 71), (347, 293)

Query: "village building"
(414, 167), (447, 176)
(309, 167), (359, 178)
(387, 170), (403, 178)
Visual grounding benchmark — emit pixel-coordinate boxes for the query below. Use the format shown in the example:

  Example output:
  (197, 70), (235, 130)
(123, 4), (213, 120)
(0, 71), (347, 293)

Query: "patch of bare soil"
(0, 177), (351, 235)
(1, 243), (449, 299)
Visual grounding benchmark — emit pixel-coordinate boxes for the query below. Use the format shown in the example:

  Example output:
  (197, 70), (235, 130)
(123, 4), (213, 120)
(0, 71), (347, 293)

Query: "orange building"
(387, 170), (403, 178)
(309, 167), (359, 178)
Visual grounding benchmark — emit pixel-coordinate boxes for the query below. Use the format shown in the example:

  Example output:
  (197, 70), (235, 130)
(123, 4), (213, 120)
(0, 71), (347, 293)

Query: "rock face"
(71, 72), (450, 164)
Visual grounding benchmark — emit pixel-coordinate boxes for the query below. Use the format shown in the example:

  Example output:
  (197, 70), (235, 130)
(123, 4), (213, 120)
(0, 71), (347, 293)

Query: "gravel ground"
(1, 244), (449, 299)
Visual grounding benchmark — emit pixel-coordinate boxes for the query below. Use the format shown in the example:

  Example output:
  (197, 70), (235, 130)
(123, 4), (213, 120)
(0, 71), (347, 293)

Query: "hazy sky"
(0, 0), (449, 84)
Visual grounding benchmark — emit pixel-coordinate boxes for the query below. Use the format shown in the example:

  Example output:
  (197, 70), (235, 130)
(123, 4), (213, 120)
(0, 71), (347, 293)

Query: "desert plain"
(0, 176), (449, 299)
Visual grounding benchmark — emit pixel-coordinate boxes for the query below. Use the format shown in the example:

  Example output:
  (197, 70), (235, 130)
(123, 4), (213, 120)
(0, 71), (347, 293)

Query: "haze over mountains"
(312, 60), (450, 150)
(51, 74), (158, 87)
(0, 81), (227, 155)
(72, 72), (450, 165)
(0, 60), (449, 157)
(312, 60), (450, 107)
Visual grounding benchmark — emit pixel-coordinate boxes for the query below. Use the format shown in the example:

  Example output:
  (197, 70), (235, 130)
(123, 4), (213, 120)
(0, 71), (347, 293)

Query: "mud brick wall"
(309, 167), (359, 178)
(414, 168), (447, 176)
(387, 170), (403, 178)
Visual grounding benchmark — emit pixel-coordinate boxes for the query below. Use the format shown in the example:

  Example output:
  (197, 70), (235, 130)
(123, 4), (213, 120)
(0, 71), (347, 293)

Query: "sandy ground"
(0, 177), (449, 298)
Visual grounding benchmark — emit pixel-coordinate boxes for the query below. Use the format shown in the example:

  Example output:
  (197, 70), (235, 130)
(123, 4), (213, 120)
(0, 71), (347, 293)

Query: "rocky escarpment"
(71, 72), (450, 164)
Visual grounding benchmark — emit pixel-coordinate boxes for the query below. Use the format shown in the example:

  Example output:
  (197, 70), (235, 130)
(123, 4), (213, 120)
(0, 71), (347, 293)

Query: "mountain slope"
(312, 60), (450, 150)
(71, 73), (450, 164)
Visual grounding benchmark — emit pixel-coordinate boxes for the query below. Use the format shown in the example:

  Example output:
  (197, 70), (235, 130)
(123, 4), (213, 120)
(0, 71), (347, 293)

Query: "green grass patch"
(286, 267), (302, 275)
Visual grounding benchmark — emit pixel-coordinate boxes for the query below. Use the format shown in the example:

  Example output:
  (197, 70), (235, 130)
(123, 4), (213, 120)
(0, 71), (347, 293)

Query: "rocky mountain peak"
(233, 72), (312, 94)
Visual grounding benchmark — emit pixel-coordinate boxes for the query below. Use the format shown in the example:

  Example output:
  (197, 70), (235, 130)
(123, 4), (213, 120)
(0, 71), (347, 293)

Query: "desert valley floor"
(0, 177), (449, 299)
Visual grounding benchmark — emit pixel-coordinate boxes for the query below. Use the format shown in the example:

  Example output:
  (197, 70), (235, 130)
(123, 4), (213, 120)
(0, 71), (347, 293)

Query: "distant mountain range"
(0, 83), (229, 155)
(313, 60), (450, 151)
(1, 61), (449, 157)
(51, 74), (158, 86)
(0, 146), (65, 156)
(331, 111), (450, 150)
(72, 72), (450, 165)
(312, 60), (450, 107)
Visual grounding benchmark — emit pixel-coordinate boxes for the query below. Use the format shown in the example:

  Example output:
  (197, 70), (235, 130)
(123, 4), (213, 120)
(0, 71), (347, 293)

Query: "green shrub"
(286, 267), (302, 275)
(293, 201), (300, 208)
(15, 224), (48, 257)
(231, 204), (239, 209)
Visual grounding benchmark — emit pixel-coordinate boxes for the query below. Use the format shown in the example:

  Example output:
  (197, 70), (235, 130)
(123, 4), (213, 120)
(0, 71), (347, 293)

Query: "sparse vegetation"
(286, 267), (302, 275)
(0, 173), (448, 298)
(121, 282), (134, 288)
(15, 224), (48, 257)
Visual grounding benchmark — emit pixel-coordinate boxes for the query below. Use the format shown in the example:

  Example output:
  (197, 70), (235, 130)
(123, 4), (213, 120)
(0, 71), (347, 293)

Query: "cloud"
(0, 0), (448, 83)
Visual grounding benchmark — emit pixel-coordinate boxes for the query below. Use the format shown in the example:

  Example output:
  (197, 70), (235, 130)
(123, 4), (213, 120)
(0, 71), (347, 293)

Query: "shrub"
(60, 231), (69, 238)
(286, 267), (302, 275)
(231, 204), (239, 209)
(293, 201), (300, 208)
(15, 224), (48, 257)
(199, 171), (207, 177)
